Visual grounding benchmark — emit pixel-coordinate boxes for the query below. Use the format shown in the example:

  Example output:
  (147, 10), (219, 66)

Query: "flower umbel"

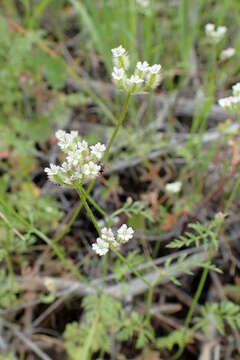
(205, 23), (227, 43)
(111, 45), (162, 94)
(92, 225), (135, 256)
(218, 82), (240, 112)
(45, 130), (106, 187)
(220, 47), (235, 61)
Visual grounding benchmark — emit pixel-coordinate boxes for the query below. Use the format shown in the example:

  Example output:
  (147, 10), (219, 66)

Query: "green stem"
(171, 246), (213, 360)
(0, 197), (88, 284)
(81, 187), (107, 218)
(146, 285), (153, 324)
(172, 178), (240, 359)
(76, 185), (101, 236)
(76, 186), (151, 289)
(112, 248), (151, 288)
(104, 92), (131, 161)
(54, 179), (95, 243)
(5, 227), (14, 283)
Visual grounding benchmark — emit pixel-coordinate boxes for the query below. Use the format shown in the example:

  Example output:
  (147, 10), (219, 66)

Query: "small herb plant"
(0, 3), (240, 358)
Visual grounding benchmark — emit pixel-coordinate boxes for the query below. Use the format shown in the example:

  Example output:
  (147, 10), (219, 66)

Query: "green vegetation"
(1, 1), (240, 359)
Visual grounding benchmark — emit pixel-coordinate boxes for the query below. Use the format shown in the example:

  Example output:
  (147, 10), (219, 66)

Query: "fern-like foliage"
(112, 199), (154, 222)
(167, 216), (222, 251)
(64, 293), (154, 358)
(117, 311), (154, 349)
(195, 301), (240, 336)
(163, 251), (221, 286)
(156, 329), (193, 351)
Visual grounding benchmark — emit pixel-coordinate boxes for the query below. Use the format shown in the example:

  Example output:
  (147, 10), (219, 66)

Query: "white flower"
(77, 140), (89, 153)
(92, 224), (135, 256)
(92, 238), (109, 256)
(166, 181), (182, 194)
(90, 143), (106, 160)
(45, 164), (62, 183)
(205, 23), (215, 33)
(112, 67), (125, 82)
(136, 0), (150, 7)
(205, 23), (227, 43)
(232, 83), (240, 97)
(218, 97), (233, 109)
(217, 26), (227, 36)
(117, 224), (134, 243)
(67, 142), (88, 166)
(56, 130), (79, 153)
(111, 46), (162, 93)
(61, 161), (72, 173)
(46, 130), (107, 186)
(218, 96), (240, 111)
(148, 64), (161, 74)
(111, 45), (129, 70)
(83, 161), (100, 179)
(146, 64), (162, 89)
(55, 130), (66, 141)
(128, 74), (144, 84)
(101, 227), (116, 244)
(136, 61), (149, 73)
(111, 45), (127, 58)
(220, 47), (235, 61)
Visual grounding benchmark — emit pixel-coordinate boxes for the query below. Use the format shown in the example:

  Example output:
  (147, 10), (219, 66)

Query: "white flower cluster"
(218, 83), (240, 112)
(92, 224), (134, 256)
(111, 45), (162, 94)
(205, 23), (227, 44)
(220, 47), (235, 61)
(45, 130), (106, 186)
(136, 0), (150, 8)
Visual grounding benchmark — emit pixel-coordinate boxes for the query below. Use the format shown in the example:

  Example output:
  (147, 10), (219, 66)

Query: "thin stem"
(5, 227), (14, 283)
(0, 197), (88, 284)
(171, 247), (213, 360)
(76, 186), (151, 289)
(104, 92), (131, 161)
(81, 187), (107, 218)
(112, 248), (151, 288)
(76, 185), (101, 236)
(54, 179), (95, 243)
(146, 285), (153, 324)
(172, 177), (240, 359)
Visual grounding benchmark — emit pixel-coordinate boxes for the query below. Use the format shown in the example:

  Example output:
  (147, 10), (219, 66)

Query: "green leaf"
(34, 49), (67, 89)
